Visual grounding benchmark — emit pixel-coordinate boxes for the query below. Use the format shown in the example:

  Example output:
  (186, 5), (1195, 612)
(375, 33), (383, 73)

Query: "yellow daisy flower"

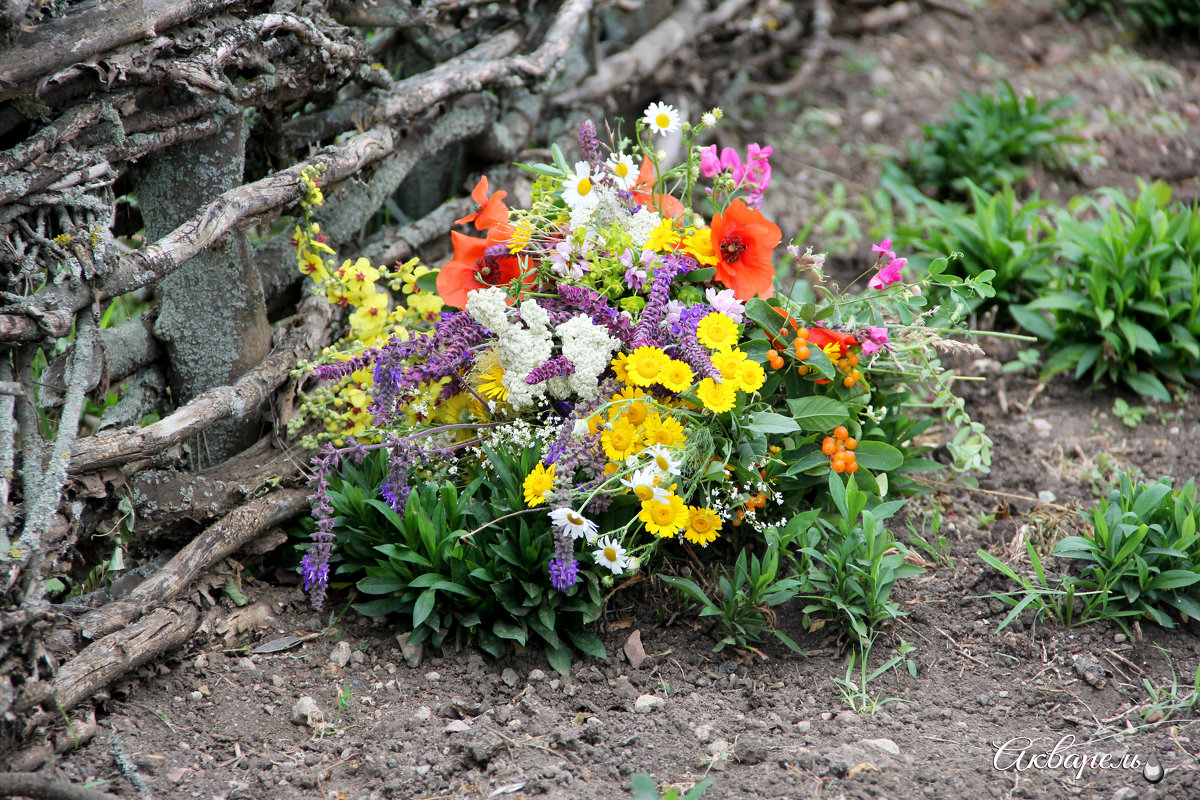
(613, 385), (647, 403)
(696, 377), (737, 413)
(711, 348), (748, 381)
(602, 417), (643, 461)
(644, 413), (684, 448)
(736, 359), (766, 394)
(696, 312), (739, 351)
(523, 462), (556, 507)
(638, 494), (690, 538)
(658, 358), (695, 393)
(613, 400), (649, 427)
(626, 346), (668, 387)
(611, 353), (630, 383)
(684, 506), (723, 546)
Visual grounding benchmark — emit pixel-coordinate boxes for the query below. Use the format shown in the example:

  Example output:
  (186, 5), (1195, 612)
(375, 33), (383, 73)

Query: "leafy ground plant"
(301, 446), (604, 673)
(900, 81), (1077, 199)
(659, 526), (806, 654)
(630, 774), (713, 800)
(981, 473), (1200, 631)
(1062, 0), (1200, 37)
(831, 636), (917, 714)
(1031, 181), (1200, 401)
(794, 474), (923, 641)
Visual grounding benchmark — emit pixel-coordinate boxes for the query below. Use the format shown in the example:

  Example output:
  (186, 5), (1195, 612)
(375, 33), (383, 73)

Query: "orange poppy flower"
(708, 199), (781, 301)
(436, 229), (529, 309)
(455, 175), (509, 232)
(632, 157), (685, 219)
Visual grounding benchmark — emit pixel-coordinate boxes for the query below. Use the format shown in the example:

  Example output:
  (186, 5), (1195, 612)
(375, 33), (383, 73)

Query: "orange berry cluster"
(837, 352), (862, 388)
(822, 425), (858, 473)
(767, 326), (816, 374)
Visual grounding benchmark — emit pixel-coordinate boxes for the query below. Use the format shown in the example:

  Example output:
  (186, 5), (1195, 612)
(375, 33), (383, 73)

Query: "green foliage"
(1032, 181), (1200, 401)
(901, 181), (1057, 314)
(831, 637), (918, 714)
(630, 774), (714, 800)
(659, 526), (808, 654)
(793, 475), (923, 642)
(901, 81), (1077, 199)
(1112, 397), (1150, 428)
(1054, 474), (1200, 628)
(311, 447), (604, 674)
(1062, 0), (1200, 37)
(980, 473), (1200, 630)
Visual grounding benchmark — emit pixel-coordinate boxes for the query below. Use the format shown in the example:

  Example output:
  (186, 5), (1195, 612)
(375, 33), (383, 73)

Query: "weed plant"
(901, 82), (1077, 199)
(1062, 0), (1200, 37)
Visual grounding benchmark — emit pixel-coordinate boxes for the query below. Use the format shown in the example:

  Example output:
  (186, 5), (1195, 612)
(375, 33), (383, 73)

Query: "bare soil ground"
(48, 2), (1200, 798)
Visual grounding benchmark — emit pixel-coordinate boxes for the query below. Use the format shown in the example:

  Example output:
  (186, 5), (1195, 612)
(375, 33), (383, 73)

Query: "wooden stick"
(0, 773), (122, 800)
(76, 487), (309, 639)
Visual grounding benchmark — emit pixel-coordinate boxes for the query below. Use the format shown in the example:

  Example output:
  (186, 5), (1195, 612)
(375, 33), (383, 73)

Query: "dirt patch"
(45, 2), (1200, 798)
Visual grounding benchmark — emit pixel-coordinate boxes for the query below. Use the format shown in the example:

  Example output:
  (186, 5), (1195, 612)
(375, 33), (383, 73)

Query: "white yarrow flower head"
(607, 151), (637, 190)
(644, 443), (682, 477)
(593, 535), (629, 575)
(550, 507), (599, 542)
(561, 161), (596, 208)
(642, 102), (680, 137)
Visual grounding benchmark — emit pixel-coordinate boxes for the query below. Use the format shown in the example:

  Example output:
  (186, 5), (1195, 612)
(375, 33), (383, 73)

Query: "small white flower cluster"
(466, 287), (617, 410)
(550, 314), (618, 401)
(466, 288), (553, 410)
(625, 206), (663, 249)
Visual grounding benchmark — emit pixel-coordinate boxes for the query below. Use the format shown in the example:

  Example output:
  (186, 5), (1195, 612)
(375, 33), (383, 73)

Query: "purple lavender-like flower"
(312, 350), (379, 382)
(554, 285), (635, 343)
(300, 443), (342, 609)
(549, 557), (579, 592)
(379, 435), (419, 511)
(632, 255), (693, 347)
(578, 120), (603, 170)
(526, 355), (576, 385)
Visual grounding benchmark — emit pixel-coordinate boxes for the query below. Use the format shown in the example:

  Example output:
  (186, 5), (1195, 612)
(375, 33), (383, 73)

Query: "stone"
(734, 738), (769, 765)
(633, 694), (664, 713)
(328, 641), (351, 668)
(395, 632), (423, 668)
(444, 720), (471, 733)
(501, 668), (520, 688)
(424, 671), (442, 682)
(291, 696), (323, 727)
(823, 738), (903, 777)
(528, 669), (547, 682)
(707, 739), (731, 756)
(412, 706), (432, 722)
(835, 710), (859, 725)
(612, 676), (639, 700)
(692, 724), (714, 743)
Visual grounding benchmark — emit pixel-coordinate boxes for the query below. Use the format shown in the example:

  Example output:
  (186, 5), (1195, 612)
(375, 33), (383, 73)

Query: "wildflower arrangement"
(291, 105), (992, 653)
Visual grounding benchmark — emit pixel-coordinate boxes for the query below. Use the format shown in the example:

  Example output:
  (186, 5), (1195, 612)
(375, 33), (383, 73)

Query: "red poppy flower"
(455, 175), (509, 232)
(632, 157), (685, 219)
(437, 230), (529, 309)
(708, 199), (781, 301)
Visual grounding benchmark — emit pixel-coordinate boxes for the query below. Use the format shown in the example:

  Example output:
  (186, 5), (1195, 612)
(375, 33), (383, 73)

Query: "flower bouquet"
(289, 103), (990, 662)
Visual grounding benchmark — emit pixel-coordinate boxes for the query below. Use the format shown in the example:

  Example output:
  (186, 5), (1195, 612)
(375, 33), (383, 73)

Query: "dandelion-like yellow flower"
(639, 494), (690, 538)
(658, 359), (695, 393)
(736, 359), (766, 394)
(696, 312), (739, 351)
(644, 413), (684, 448)
(523, 462), (556, 507)
(477, 365), (507, 402)
(645, 218), (681, 253)
(626, 346), (668, 387)
(684, 507), (723, 546)
(602, 417), (642, 461)
(696, 377), (737, 413)
(613, 399), (649, 427)
(682, 227), (718, 266)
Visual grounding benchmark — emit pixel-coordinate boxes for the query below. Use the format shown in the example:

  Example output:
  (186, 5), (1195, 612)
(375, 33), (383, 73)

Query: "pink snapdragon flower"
(699, 145), (722, 178)
(699, 144), (774, 208)
(871, 238), (896, 260)
(869, 257), (906, 290)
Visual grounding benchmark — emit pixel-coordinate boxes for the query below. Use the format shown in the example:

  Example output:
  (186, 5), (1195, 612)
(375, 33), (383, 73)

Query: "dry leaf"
(624, 629), (646, 669)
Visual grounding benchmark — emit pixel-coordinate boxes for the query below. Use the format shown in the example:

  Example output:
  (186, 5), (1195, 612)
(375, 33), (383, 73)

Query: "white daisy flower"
(642, 102), (680, 137)
(620, 467), (670, 504)
(561, 161), (596, 208)
(593, 535), (629, 575)
(644, 443), (682, 477)
(549, 507), (599, 542)
(607, 151), (637, 190)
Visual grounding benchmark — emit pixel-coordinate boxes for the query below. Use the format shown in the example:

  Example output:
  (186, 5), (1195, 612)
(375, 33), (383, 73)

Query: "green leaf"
(412, 588), (437, 629)
(1148, 570), (1200, 591)
(357, 575), (408, 595)
(680, 267), (717, 283)
(850, 441), (904, 471)
(1122, 372), (1170, 402)
(223, 578), (249, 607)
(784, 396), (849, 430)
(545, 643), (572, 676)
(415, 270), (439, 293)
(744, 411), (801, 435)
(1009, 304), (1056, 340)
